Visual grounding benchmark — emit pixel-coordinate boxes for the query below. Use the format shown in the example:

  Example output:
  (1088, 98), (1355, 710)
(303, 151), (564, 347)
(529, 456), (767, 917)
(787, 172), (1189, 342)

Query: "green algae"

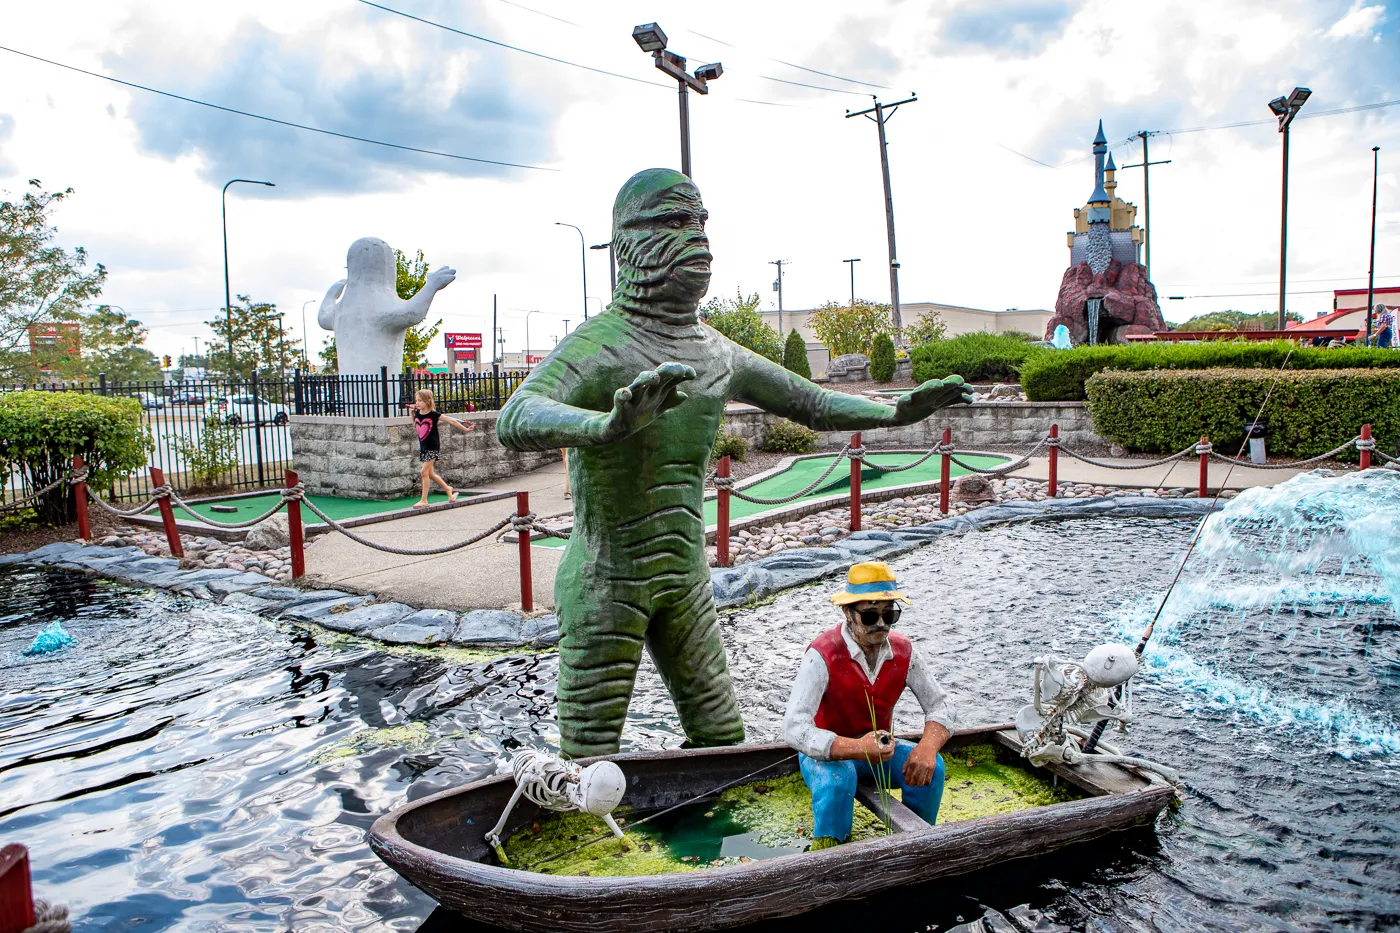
(502, 745), (1084, 876)
(314, 722), (438, 763)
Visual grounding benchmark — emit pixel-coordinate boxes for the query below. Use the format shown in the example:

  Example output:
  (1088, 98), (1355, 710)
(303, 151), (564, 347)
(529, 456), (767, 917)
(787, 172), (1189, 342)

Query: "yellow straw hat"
(830, 561), (911, 606)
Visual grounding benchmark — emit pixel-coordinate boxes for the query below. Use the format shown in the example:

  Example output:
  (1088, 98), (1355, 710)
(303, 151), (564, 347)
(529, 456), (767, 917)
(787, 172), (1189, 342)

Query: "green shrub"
(176, 416), (240, 489)
(711, 431), (750, 464)
(869, 333), (896, 382)
(0, 391), (150, 525)
(903, 311), (947, 347)
(1021, 340), (1400, 402)
(809, 299), (892, 357)
(909, 333), (1044, 384)
(782, 329), (811, 379)
(761, 419), (819, 454)
(1085, 368), (1398, 461)
(701, 290), (782, 362)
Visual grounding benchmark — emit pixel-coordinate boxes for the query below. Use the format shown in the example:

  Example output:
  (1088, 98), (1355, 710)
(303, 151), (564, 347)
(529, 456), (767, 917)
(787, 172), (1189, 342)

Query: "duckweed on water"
(504, 746), (1081, 876)
(314, 722), (438, 763)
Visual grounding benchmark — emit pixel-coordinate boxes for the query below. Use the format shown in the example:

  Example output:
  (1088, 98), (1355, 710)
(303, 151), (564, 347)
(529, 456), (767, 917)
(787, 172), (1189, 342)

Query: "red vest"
(811, 624), (911, 738)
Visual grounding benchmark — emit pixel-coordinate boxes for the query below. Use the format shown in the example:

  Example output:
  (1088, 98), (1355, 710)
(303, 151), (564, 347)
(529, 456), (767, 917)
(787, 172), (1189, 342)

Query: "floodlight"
(695, 62), (723, 82)
(1287, 86), (1312, 107)
(632, 23), (667, 52)
(1268, 97), (1289, 116)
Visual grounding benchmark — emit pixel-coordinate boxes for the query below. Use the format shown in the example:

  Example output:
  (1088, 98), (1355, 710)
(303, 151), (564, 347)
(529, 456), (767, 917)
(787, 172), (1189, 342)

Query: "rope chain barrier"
(86, 485), (170, 518)
(0, 473), (72, 513)
(712, 444), (852, 505)
(298, 494), (513, 555)
(947, 437), (1050, 476)
(1053, 441), (1199, 471)
(167, 489), (291, 529)
(21, 899), (72, 933)
(854, 444), (944, 474)
(1208, 437), (1359, 469)
(500, 510), (572, 540)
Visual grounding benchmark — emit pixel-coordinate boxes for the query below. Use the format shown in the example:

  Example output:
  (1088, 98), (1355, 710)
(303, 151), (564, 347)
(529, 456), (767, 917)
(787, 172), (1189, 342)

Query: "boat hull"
(369, 726), (1173, 933)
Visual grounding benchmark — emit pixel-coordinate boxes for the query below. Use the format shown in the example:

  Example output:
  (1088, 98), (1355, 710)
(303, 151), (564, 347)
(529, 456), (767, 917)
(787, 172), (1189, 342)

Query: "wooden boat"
(368, 724), (1175, 933)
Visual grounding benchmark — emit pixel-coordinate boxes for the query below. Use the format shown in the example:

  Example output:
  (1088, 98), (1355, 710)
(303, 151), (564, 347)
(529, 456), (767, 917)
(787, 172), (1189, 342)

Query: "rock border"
(0, 542), (559, 650)
(710, 495), (1216, 610)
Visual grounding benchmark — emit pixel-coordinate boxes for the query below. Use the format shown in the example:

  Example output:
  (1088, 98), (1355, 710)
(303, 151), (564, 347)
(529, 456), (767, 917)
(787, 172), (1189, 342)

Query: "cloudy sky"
(2, 0), (1397, 365)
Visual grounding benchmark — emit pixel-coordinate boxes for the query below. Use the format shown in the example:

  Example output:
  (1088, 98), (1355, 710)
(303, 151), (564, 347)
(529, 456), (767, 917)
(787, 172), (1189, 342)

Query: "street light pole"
(770, 260), (787, 333)
(300, 299), (314, 369)
(590, 242), (616, 295)
(1269, 87), (1311, 330)
(632, 24), (722, 178)
(555, 223), (589, 320)
(222, 178), (275, 377)
(843, 258), (861, 307)
(1369, 145), (1381, 347)
(524, 310), (542, 367)
(847, 97), (916, 333)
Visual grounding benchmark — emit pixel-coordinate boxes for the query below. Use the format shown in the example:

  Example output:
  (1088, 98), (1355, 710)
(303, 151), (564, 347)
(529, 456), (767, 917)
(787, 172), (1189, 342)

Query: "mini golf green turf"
(531, 451), (1009, 548)
(180, 490), (462, 525)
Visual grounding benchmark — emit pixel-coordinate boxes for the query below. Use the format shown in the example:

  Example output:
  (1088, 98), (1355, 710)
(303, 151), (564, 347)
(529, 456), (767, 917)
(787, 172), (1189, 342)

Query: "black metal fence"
(4, 368), (530, 501)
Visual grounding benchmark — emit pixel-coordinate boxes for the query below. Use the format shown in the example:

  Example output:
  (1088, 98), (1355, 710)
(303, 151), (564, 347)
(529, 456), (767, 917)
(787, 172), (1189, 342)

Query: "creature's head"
(345, 237), (397, 295)
(609, 168), (712, 321)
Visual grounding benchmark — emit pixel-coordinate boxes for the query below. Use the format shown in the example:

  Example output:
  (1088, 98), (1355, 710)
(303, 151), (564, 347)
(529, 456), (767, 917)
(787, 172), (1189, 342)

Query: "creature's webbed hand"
(891, 375), (974, 425)
(601, 362), (695, 442)
(426, 266), (457, 292)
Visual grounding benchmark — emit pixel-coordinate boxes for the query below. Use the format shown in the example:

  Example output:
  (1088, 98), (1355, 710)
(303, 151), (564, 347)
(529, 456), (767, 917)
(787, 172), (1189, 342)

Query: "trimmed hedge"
(909, 333), (1044, 384)
(1084, 368), (1398, 461)
(870, 333), (896, 382)
(1022, 340), (1400, 402)
(0, 391), (150, 525)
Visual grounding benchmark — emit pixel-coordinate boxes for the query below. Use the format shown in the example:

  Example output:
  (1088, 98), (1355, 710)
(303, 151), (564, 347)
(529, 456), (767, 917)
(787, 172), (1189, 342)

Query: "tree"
(0, 180), (108, 382)
(1174, 309), (1302, 331)
(903, 309), (948, 347)
(404, 318), (442, 371)
(808, 299), (893, 357)
(699, 289), (782, 362)
(870, 333), (896, 381)
(59, 305), (159, 382)
(204, 296), (301, 381)
(319, 337), (337, 374)
(396, 248), (441, 372)
(782, 329), (811, 379)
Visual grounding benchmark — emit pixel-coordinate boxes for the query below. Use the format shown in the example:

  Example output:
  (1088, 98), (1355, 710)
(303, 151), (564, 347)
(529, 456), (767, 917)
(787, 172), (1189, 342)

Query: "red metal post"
(716, 455), (731, 568)
(1360, 423), (1373, 470)
(849, 433), (862, 532)
(1048, 423), (1060, 498)
(285, 470), (305, 580)
(0, 844), (35, 933)
(71, 454), (91, 541)
(149, 467), (184, 558)
(1198, 436), (1210, 498)
(517, 491), (533, 612)
(939, 427), (952, 514)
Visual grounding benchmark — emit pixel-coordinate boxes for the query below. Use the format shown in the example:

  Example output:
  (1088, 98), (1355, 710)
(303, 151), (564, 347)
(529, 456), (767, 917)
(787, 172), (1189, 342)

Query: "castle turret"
(1067, 121), (1145, 272)
(1104, 151), (1117, 198)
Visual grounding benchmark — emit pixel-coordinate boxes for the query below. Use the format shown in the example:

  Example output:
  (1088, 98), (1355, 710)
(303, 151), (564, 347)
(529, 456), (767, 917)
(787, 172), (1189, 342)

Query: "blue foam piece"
(23, 621), (77, 656)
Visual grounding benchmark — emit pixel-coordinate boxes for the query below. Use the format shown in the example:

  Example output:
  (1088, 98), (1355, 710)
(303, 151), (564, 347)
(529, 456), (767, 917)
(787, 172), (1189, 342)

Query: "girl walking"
(412, 388), (473, 508)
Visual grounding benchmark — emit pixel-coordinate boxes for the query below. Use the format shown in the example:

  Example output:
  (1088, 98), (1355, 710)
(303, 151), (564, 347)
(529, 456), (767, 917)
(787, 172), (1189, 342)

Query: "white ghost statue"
(318, 237), (456, 374)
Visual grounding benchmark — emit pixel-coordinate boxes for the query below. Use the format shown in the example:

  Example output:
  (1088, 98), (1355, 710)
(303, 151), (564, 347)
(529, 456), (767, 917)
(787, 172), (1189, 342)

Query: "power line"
(0, 45), (556, 172)
(356, 0), (671, 89)
(760, 75), (873, 97)
(492, 0), (580, 27)
(685, 29), (890, 89)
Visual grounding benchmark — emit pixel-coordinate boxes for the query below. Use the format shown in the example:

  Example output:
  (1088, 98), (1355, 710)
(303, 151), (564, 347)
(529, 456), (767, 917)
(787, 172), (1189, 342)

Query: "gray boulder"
(245, 514), (291, 551)
(372, 619), (452, 645)
(320, 601), (415, 635)
(452, 609), (525, 645)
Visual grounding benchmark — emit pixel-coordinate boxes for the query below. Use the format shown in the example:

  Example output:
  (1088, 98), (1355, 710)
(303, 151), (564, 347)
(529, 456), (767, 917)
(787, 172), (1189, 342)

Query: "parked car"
(169, 389), (206, 406)
(217, 395), (289, 426)
(134, 392), (166, 410)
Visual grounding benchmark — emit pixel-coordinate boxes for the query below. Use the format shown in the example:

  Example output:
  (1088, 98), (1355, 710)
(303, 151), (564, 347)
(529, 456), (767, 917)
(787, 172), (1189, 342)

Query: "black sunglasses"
(853, 606), (901, 627)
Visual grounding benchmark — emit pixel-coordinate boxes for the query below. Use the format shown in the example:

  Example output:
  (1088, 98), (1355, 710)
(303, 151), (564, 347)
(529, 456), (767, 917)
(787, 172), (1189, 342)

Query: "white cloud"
(1326, 1), (1386, 39)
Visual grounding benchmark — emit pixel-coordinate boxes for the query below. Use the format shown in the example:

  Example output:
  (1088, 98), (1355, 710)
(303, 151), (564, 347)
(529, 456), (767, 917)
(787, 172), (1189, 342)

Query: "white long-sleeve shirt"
(783, 622), (955, 760)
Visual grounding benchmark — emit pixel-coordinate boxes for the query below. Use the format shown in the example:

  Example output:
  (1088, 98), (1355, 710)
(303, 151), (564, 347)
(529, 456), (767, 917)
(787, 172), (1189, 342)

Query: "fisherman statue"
(783, 562), (952, 848)
(497, 168), (972, 758)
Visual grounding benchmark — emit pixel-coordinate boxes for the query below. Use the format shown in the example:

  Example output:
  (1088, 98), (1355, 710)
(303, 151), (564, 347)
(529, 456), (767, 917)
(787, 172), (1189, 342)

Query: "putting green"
(531, 450), (1009, 548)
(178, 490), (460, 526)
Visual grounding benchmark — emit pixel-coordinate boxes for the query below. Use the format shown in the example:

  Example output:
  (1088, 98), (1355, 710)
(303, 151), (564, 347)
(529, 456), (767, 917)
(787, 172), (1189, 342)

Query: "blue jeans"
(799, 739), (945, 842)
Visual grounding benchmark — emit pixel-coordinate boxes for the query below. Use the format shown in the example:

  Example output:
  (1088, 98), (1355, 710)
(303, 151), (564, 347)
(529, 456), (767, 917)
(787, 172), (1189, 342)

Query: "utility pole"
(1269, 87), (1312, 330)
(1121, 132), (1171, 283)
(843, 258), (861, 307)
(563, 319), (570, 336)
(770, 260), (787, 333)
(1369, 145), (1381, 346)
(492, 295), (498, 366)
(632, 24), (722, 178)
(846, 96), (916, 333)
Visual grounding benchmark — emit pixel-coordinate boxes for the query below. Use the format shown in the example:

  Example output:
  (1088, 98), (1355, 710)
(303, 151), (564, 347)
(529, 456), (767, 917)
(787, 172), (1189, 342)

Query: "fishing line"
(522, 753), (797, 870)
(1083, 347), (1296, 751)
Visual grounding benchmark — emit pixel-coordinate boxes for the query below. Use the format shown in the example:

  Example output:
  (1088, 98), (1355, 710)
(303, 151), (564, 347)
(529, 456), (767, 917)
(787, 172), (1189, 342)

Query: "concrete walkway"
(302, 459), (571, 612)
(303, 449), (1315, 612)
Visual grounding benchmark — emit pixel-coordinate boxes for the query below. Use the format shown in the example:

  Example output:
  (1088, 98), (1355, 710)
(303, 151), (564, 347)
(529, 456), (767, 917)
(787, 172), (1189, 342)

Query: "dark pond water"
(2, 514), (1397, 932)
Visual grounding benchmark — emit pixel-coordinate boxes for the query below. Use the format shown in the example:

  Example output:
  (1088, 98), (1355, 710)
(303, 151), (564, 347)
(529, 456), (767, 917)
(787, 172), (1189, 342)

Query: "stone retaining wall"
(721, 400), (1101, 450)
(291, 413), (560, 499)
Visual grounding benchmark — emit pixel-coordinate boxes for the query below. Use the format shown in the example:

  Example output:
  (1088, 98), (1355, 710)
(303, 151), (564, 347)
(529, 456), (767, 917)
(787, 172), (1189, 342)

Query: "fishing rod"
(1082, 348), (1296, 753)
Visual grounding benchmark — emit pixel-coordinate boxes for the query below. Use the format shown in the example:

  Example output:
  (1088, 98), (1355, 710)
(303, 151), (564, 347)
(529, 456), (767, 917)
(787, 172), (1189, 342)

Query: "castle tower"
(1068, 123), (1145, 271)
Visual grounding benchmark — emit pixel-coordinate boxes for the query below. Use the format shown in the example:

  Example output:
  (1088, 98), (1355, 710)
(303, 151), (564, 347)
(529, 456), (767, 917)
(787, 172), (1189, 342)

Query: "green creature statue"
(497, 168), (972, 757)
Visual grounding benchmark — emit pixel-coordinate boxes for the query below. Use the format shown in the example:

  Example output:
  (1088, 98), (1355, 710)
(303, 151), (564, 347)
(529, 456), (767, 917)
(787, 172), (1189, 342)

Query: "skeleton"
(1015, 643), (1180, 784)
(484, 750), (627, 859)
